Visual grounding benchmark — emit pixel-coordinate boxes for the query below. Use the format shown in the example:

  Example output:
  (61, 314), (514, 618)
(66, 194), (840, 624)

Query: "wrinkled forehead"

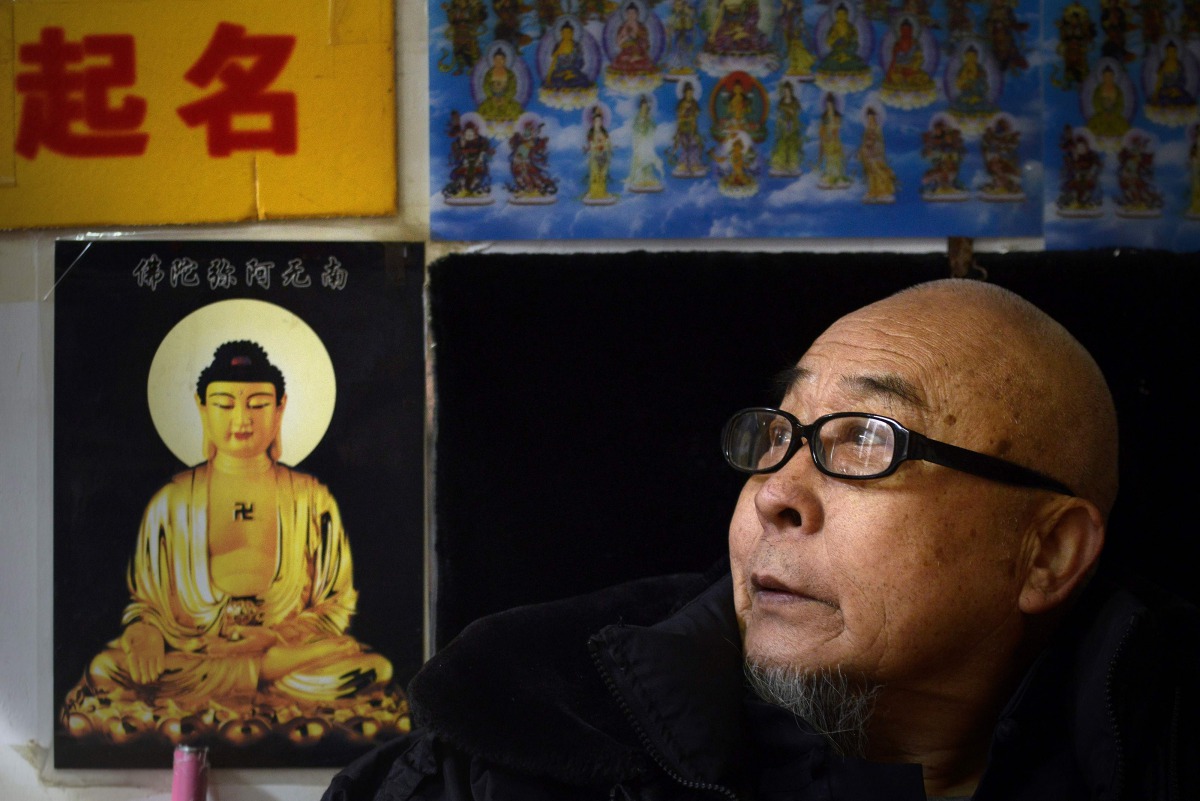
(783, 302), (995, 431)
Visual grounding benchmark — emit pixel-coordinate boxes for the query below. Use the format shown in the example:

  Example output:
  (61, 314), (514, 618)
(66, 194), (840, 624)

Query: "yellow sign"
(1, 0), (396, 229)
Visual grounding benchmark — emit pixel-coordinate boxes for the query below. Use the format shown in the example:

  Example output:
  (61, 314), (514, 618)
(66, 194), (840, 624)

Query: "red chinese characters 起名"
(16, 27), (149, 158)
(14, 22), (298, 160)
(177, 22), (298, 157)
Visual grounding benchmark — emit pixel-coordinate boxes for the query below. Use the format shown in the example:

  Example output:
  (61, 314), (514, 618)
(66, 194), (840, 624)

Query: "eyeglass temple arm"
(907, 434), (1077, 497)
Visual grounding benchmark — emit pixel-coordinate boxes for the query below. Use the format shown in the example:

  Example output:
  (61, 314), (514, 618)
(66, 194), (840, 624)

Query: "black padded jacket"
(322, 567), (1199, 801)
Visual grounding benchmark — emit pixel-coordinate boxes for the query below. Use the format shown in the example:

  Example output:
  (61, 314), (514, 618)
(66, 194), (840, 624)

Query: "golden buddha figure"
(61, 340), (407, 748)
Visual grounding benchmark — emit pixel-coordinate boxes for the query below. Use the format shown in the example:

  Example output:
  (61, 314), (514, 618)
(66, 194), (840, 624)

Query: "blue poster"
(429, 0), (1044, 240)
(1042, 0), (1200, 250)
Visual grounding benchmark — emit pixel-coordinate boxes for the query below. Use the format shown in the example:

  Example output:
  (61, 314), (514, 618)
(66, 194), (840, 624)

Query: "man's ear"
(1019, 499), (1106, 615)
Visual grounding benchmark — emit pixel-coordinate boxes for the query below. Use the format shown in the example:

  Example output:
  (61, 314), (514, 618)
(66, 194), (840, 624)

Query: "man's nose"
(754, 440), (823, 535)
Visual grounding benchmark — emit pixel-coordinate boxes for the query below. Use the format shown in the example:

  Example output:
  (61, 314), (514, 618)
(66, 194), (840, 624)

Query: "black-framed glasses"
(722, 408), (1075, 496)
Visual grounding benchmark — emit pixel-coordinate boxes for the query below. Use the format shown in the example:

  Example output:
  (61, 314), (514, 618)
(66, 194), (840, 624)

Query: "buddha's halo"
(147, 299), (336, 467)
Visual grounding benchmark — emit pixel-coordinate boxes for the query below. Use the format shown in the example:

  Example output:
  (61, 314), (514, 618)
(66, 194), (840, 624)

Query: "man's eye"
(767, 421), (791, 448)
(824, 419), (890, 451)
(850, 424), (886, 448)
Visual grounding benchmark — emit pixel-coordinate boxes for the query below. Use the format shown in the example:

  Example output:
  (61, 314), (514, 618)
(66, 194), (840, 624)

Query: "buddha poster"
(1042, 0), (1200, 250)
(52, 240), (426, 769)
(428, 0), (1044, 240)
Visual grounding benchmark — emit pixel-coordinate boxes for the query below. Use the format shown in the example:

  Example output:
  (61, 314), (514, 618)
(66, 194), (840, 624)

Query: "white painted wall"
(0, 4), (1039, 800)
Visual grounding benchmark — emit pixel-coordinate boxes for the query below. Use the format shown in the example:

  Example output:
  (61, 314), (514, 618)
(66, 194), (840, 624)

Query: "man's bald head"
(731, 278), (1117, 791)
(863, 279), (1118, 515)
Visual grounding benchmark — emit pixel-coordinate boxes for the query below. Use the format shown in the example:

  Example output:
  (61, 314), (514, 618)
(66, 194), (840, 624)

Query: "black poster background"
(52, 241), (425, 769)
(430, 249), (1200, 649)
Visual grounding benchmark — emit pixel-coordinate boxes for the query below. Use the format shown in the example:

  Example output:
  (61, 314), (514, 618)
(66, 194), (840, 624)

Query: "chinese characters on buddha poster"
(1042, 0), (1200, 250)
(428, 0), (1043, 240)
(53, 241), (426, 769)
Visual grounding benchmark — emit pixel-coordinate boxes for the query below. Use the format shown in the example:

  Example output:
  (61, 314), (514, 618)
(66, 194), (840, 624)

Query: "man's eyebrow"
(773, 366), (926, 410)
(841, 374), (927, 409)
(773, 365), (809, 398)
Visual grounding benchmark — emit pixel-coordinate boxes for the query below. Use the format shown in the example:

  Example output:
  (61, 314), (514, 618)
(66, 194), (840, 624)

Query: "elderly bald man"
(325, 279), (1197, 801)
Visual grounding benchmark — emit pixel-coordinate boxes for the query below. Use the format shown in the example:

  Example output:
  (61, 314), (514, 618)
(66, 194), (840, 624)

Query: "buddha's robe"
(85, 463), (392, 709)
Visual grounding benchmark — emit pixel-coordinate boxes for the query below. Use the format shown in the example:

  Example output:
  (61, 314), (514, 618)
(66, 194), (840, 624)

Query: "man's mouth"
(233, 432), (253, 440)
(750, 573), (837, 609)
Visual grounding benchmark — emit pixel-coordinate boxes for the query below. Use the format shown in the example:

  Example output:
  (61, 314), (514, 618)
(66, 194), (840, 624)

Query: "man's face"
(198, 381), (284, 460)
(729, 304), (1035, 690)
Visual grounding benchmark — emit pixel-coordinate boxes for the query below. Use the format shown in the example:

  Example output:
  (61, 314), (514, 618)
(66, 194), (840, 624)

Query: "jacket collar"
(590, 573), (925, 800)
(589, 574), (749, 788)
(407, 572), (712, 786)
(981, 581), (1170, 801)
(593, 575), (1162, 801)
(410, 564), (1168, 797)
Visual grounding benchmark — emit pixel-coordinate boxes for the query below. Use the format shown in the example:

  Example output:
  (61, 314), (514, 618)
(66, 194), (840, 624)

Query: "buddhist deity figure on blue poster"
(506, 112), (562, 201)
(768, 79), (806, 176)
(858, 103), (899, 202)
(813, 0), (874, 94)
(604, 1), (667, 94)
(430, 0), (1042, 239)
(879, 15), (940, 109)
(538, 17), (603, 108)
(1043, 0), (1200, 249)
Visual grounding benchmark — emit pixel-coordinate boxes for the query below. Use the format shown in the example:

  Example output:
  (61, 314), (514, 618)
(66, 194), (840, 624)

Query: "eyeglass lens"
(726, 410), (899, 478)
(816, 415), (896, 477)
(725, 410), (791, 472)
